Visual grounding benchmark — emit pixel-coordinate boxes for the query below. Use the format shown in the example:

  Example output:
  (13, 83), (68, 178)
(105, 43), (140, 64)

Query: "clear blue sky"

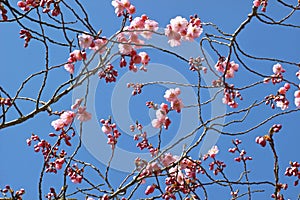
(0, 0), (300, 199)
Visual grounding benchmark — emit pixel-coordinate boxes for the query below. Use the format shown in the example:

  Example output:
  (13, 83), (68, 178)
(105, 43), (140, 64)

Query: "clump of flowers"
(215, 57), (239, 79)
(0, 185), (25, 199)
(165, 15), (203, 47)
(228, 139), (252, 162)
(189, 56), (207, 72)
(0, 3), (8, 21)
(264, 63), (285, 85)
(111, 0), (135, 17)
(17, 0), (61, 16)
(255, 124), (282, 147)
(0, 97), (12, 106)
(100, 118), (121, 149)
(64, 50), (87, 74)
(222, 84), (242, 108)
(19, 29), (32, 48)
(253, 0), (268, 12)
(285, 161), (300, 186)
(265, 83), (290, 110)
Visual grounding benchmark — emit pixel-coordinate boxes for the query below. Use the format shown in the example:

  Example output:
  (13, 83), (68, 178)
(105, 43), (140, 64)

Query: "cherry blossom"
(111, 0), (135, 17)
(78, 33), (93, 49)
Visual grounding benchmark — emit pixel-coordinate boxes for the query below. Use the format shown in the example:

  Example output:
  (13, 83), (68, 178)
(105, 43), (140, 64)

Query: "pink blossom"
(185, 23), (203, 41)
(168, 166), (184, 185)
(129, 32), (145, 48)
(78, 33), (93, 49)
(165, 25), (181, 47)
(64, 63), (74, 74)
(55, 158), (65, 170)
(77, 106), (92, 122)
(151, 118), (163, 129)
(102, 125), (112, 134)
(111, 0), (135, 17)
(253, 0), (261, 7)
(161, 153), (177, 167)
(255, 136), (266, 147)
(296, 70), (300, 79)
(272, 63), (285, 74)
(170, 16), (188, 33)
(164, 88), (181, 102)
(69, 50), (86, 62)
(142, 19), (159, 39)
(90, 38), (107, 54)
(117, 33), (133, 54)
(145, 184), (156, 195)
(138, 52), (150, 66)
(51, 118), (65, 131)
(207, 145), (219, 158)
(171, 98), (184, 113)
(71, 98), (83, 110)
(60, 111), (76, 126)
(294, 97), (300, 107)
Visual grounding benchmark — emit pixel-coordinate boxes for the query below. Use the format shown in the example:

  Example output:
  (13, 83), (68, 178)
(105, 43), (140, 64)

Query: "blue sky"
(0, 0), (300, 199)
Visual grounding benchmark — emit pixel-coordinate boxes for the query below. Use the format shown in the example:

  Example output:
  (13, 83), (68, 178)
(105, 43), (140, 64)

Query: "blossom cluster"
(285, 161), (300, 186)
(228, 139), (253, 162)
(215, 57), (239, 79)
(0, 185), (25, 200)
(264, 63), (285, 85)
(111, 0), (135, 17)
(265, 83), (290, 110)
(17, 0), (61, 16)
(253, 0), (268, 12)
(150, 88), (184, 129)
(0, 3), (8, 21)
(165, 15), (203, 47)
(135, 153), (202, 198)
(19, 29), (32, 48)
(0, 97), (12, 106)
(222, 84), (242, 108)
(100, 118), (121, 149)
(64, 50), (87, 74)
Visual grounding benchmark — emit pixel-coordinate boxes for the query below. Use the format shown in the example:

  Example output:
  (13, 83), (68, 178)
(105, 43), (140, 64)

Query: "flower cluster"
(165, 15), (203, 47)
(131, 123), (158, 156)
(127, 14), (159, 39)
(19, 29), (32, 48)
(0, 185), (25, 200)
(64, 50), (87, 74)
(127, 82), (143, 95)
(265, 83), (290, 110)
(253, 0), (268, 12)
(188, 56), (207, 72)
(111, 0), (135, 17)
(0, 3), (8, 21)
(0, 97), (12, 106)
(67, 164), (83, 184)
(222, 84), (242, 108)
(255, 124), (282, 147)
(285, 161), (300, 186)
(264, 63), (285, 85)
(164, 88), (184, 113)
(215, 57), (239, 79)
(150, 103), (171, 129)
(228, 139), (253, 162)
(17, 0), (61, 16)
(98, 63), (118, 83)
(100, 118), (121, 149)
(294, 89), (300, 107)
(137, 153), (202, 198)
(71, 98), (92, 122)
(78, 33), (108, 53)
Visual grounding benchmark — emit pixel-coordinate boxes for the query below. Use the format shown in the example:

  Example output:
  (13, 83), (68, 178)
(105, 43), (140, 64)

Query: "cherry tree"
(0, 0), (300, 199)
